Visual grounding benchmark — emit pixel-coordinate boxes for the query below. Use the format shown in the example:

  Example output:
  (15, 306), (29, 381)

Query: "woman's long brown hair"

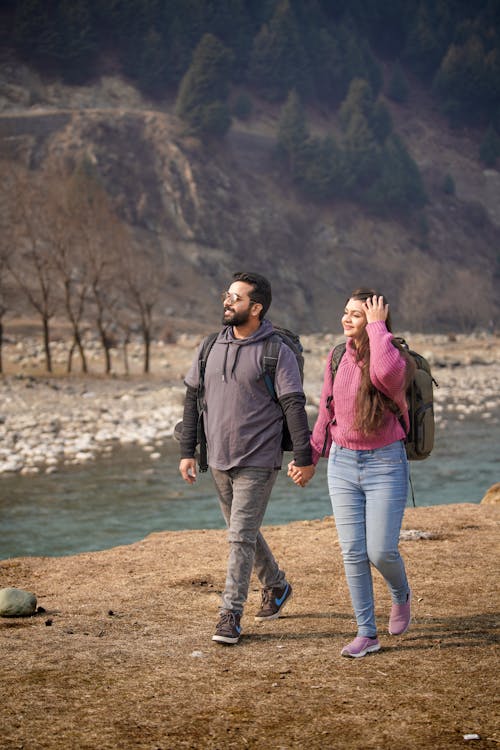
(347, 288), (415, 435)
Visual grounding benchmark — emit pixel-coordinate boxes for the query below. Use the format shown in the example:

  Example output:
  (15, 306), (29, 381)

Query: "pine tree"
(388, 61), (410, 104)
(365, 133), (427, 214)
(294, 135), (344, 201)
(339, 78), (375, 132)
(342, 110), (381, 192)
(479, 125), (500, 166)
(403, 3), (446, 81)
(248, 0), (310, 102)
(52, 0), (97, 83)
(13, 0), (58, 61)
(276, 89), (308, 167)
(305, 26), (344, 105)
(175, 33), (233, 137)
(434, 34), (500, 125)
(203, 0), (253, 80)
(138, 27), (172, 96)
(338, 25), (383, 100)
(370, 100), (393, 144)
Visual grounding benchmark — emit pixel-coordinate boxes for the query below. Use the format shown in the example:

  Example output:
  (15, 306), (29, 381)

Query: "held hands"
(362, 294), (388, 324)
(179, 457), (197, 484)
(287, 460), (315, 487)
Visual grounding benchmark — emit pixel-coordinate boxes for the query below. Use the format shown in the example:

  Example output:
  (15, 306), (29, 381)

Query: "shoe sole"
(212, 634), (240, 645)
(254, 591), (293, 622)
(341, 643), (381, 658)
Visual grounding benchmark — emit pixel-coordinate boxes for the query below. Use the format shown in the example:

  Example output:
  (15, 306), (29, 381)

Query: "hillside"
(1, 57), (499, 335)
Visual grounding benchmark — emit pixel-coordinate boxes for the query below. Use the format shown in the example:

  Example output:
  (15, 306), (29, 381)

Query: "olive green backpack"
(330, 338), (438, 461)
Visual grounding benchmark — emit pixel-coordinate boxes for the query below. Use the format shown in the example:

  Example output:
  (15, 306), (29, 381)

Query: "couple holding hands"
(179, 272), (413, 656)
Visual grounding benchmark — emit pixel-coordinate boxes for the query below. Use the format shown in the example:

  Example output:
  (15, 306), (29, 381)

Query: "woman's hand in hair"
(363, 294), (388, 324)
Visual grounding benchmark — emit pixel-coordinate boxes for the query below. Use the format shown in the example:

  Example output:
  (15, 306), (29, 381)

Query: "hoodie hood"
(216, 319), (275, 383)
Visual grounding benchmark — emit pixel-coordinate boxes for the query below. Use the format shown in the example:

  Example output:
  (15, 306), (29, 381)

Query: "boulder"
(480, 483), (500, 505)
(0, 587), (37, 617)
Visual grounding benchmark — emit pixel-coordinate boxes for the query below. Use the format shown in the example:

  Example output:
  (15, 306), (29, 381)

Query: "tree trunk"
(123, 340), (129, 375)
(74, 331), (88, 373)
(104, 343), (111, 375)
(67, 342), (75, 373)
(143, 329), (151, 374)
(43, 316), (52, 373)
(97, 318), (112, 374)
(0, 318), (3, 374)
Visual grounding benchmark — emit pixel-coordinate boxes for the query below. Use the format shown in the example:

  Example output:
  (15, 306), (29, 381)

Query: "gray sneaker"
(254, 583), (293, 621)
(212, 611), (242, 645)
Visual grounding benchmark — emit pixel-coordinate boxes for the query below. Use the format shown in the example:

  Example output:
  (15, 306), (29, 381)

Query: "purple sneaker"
(341, 636), (380, 658)
(388, 592), (411, 635)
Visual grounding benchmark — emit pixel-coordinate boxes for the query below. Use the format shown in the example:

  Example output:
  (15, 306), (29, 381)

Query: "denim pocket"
(373, 442), (405, 466)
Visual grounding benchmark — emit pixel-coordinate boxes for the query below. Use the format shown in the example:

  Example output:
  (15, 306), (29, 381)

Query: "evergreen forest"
(3, 0), (500, 215)
(4, 0), (499, 129)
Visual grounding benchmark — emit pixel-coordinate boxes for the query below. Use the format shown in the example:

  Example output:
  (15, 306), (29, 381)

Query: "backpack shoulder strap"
(331, 342), (346, 379)
(262, 334), (281, 402)
(199, 332), (218, 373)
(197, 332), (218, 407)
(196, 332), (219, 474)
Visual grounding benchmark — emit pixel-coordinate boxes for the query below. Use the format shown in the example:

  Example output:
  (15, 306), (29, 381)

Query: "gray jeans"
(211, 466), (286, 614)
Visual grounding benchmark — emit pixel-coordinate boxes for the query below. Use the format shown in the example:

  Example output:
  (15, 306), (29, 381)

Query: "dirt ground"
(0, 502), (498, 750)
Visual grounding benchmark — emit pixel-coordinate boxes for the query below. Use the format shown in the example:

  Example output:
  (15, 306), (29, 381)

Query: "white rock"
(75, 451), (94, 462)
(0, 588), (37, 617)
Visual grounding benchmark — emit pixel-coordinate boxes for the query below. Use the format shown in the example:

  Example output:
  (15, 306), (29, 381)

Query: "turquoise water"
(0, 414), (498, 560)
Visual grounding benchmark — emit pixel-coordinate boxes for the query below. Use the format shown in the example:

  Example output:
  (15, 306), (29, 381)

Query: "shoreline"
(1, 331), (499, 476)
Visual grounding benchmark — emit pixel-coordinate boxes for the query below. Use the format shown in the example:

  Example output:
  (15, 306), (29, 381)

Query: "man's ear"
(252, 303), (262, 317)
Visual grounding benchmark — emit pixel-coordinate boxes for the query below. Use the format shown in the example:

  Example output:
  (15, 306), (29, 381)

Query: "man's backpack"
(330, 338), (437, 461)
(261, 327), (305, 451)
(175, 327), (305, 470)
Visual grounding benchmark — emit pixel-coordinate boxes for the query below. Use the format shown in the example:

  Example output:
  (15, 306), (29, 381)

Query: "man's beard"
(222, 307), (251, 327)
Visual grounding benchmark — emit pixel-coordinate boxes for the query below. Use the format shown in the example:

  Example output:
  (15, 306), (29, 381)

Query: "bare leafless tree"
(438, 268), (493, 332)
(61, 159), (135, 374)
(5, 166), (58, 372)
(119, 245), (167, 374)
(74, 162), (127, 375)
(47, 176), (90, 373)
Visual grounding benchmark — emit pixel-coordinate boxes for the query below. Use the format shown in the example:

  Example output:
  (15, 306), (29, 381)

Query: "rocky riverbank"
(0, 331), (499, 476)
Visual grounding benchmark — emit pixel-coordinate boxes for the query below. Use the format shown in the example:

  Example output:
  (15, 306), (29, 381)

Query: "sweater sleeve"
(310, 350), (335, 465)
(367, 321), (407, 400)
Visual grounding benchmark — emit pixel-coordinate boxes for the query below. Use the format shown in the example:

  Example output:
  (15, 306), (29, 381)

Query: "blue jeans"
(211, 466), (286, 614)
(328, 441), (410, 638)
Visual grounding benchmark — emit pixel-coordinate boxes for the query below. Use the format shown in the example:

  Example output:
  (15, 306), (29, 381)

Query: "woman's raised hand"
(362, 294), (388, 323)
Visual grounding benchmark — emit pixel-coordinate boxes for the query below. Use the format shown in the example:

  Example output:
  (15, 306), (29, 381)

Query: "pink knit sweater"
(310, 321), (409, 464)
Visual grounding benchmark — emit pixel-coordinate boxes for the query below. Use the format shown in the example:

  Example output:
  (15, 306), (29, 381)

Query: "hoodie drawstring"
(221, 344), (229, 382)
(221, 342), (245, 382)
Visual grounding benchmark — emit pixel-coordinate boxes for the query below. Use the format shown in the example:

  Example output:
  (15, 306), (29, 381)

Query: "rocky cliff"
(1, 62), (499, 333)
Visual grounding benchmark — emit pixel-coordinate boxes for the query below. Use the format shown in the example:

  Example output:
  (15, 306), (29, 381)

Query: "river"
(0, 411), (498, 560)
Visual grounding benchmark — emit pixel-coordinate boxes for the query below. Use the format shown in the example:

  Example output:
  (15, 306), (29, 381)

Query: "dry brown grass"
(0, 503), (498, 750)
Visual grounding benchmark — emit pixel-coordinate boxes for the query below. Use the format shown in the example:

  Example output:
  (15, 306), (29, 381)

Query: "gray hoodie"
(184, 320), (309, 470)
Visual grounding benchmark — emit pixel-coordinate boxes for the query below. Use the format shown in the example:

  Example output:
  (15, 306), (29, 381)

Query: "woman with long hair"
(289, 289), (415, 657)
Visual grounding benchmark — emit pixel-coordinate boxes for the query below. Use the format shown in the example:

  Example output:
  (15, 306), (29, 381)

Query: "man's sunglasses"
(221, 291), (257, 305)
